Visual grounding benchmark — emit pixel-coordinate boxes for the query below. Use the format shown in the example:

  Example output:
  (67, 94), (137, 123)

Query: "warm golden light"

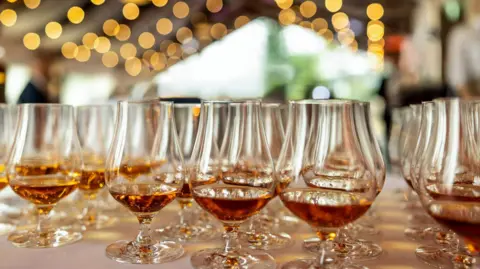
(367, 3), (384, 21)
(299, 21), (312, 29)
(206, 0), (223, 13)
(278, 8), (296, 26)
(61, 42), (78, 59)
(367, 20), (384, 41)
(95, 36), (111, 53)
(138, 32), (155, 49)
(125, 57), (142, 76)
(120, 43), (137, 59)
(123, 3), (140, 20)
(319, 29), (334, 43)
(75, 45), (91, 62)
(275, 0), (293, 10)
(312, 18), (328, 31)
(173, 1), (189, 19)
(195, 23), (211, 38)
(103, 19), (120, 36)
(368, 43), (384, 53)
(167, 43), (181, 57)
(152, 0), (168, 7)
(234, 15), (250, 29)
(0, 72), (5, 84)
(150, 52), (166, 70)
(45, 21), (62, 39)
(191, 12), (207, 26)
(300, 1), (317, 18)
(142, 49), (155, 61)
(102, 51), (119, 68)
(68, 6), (85, 24)
(369, 38), (385, 47)
(156, 18), (173, 35)
(176, 27), (193, 44)
(24, 0), (41, 9)
(91, 0), (105, 5)
(350, 40), (358, 52)
(210, 23), (227, 39)
(6, 0), (16, 3)
(338, 28), (355, 45)
(116, 24), (131, 41)
(198, 36), (212, 49)
(325, 0), (342, 13)
(332, 12), (349, 30)
(167, 56), (180, 67)
(0, 9), (17, 27)
(82, 33), (98, 49)
(23, 33), (40, 50)
(160, 40), (173, 51)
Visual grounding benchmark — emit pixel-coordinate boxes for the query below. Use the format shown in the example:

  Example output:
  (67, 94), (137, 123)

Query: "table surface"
(0, 174), (432, 269)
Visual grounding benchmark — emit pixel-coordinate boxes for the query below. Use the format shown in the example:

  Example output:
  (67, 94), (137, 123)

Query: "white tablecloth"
(0, 174), (431, 269)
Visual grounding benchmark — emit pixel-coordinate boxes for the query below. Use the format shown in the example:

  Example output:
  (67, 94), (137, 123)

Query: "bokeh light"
(24, 0), (41, 9)
(350, 40), (358, 52)
(191, 12), (207, 26)
(23, 33), (40, 50)
(300, 1), (317, 18)
(337, 28), (355, 45)
(319, 29), (334, 43)
(278, 8), (296, 26)
(152, 0), (168, 7)
(206, 0), (223, 13)
(176, 27), (193, 43)
(116, 24), (131, 41)
(142, 49), (155, 61)
(299, 21), (312, 29)
(167, 43), (182, 57)
(102, 51), (119, 68)
(62, 42), (78, 59)
(103, 19), (120, 36)
(157, 18), (173, 35)
(275, 0), (293, 10)
(332, 12), (349, 30)
(123, 3), (140, 20)
(125, 57), (142, 76)
(68, 6), (85, 24)
(82, 33), (99, 49)
(75, 45), (91, 62)
(325, 0), (342, 13)
(173, 1), (189, 19)
(160, 40), (173, 51)
(234, 15), (250, 29)
(45, 21), (62, 39)
(150, 52), (166, 70)
(138, 32), (155, 49)
(367, 20), (385, 41)
(367, 3), (384, 21)
(95, 36), (111, 53)
(91, 0), (105, 5)
(120, 43), (137, 59)
(210, 23), (227, 39)
(0, 9), (17, 27)
(312, 18), (328, 31)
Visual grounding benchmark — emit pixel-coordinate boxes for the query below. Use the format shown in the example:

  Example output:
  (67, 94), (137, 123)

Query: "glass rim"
(261, 103), (284, 108)
(118, 99), (173, 106)
(76, 104), (115, 109)
(18, 103), (73, 109)
(173, 103), (201, 108)
(290, 99), (353, 106)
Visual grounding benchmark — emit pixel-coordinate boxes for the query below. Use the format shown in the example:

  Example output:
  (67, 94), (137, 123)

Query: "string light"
(138, 32), (155, 49)
(0, 9), (17, 27)
(332, 12), (349, 30)
(103, 19), (120, 36)
(75, 45), (91, 62)
(210, 23), (227, 39)
(24, 0), (41, 9)
(156, 18), (173, 35)
(61, 42), (78, 59)
(312, 18), (328, 31)
(45, 22), (62, 39)
(206, 0), (223, 13)
(150, 52), (166, 70)
(367, 3), (384, 21)
(173, 2), (189, 19)
(95, 37), (111, 53)
(125, 57), (142, 76)
(152, 0), (168, 7)
(319, 29), (334, 43)
(325, 0), (342, 13)
(68, 6), (85, 24)
(338, 28), (355, 45)
(82, 33), (99, 49)
(234, 16), (250, 29)
(6, 0), (16, 2)
(350, 40), (358, 52)
(299, 21), (312, 29)
(160, 40), (173, 51)
(278, 8), (296, 26)
(123, 3), (140, 20)
(120, 43), (137, 59)
(23, 33), (40, 50)
(367, 20), (384, 41)
(300, 1), (317, 18)
(176, 27), (193, 44)
(167, 43), (182, 57)
(91, 0), (105, 5)
(116, 24), (131, 41)
(102, 51), (119, 68)
(142, 50), (155, 61)
(275, 0), (293, 10)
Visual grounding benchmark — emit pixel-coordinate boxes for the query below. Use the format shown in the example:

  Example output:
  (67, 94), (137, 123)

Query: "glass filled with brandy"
(75, 104), (116, 229)
(156, 103), (219, 242)
(6, 104), (83, 248)
(190, 100), (277, 269)
(417, 98), (479, 268)
(277, 100), (377, 269)
(105, 100), (184, 264)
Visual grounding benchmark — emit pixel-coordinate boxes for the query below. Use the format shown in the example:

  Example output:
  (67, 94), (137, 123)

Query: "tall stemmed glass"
(190, 100), (276, 269)
(242, 103), (293, 250)
(156, 103), (219, 242)
(75, 105), (117, 229)
(388, 108), (403, 172)
(278, 100), (377, 269)
(105, 100), (185, 264)
(7, 104), (82, 248)
(417, 98), (480, 268)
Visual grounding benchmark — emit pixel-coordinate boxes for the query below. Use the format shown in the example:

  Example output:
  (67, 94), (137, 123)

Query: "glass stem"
(36, 205), (53, 235)
(222, 224), (241, 267)
(136, 215), (154, 248)
(82, 191), (98, 223)
(315, 229), (339, 269)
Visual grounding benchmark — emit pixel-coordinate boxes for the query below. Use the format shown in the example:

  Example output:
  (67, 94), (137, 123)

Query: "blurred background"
(0, 0), (473, 155)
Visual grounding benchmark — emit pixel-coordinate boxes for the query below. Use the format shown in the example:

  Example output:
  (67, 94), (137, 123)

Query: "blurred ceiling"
(0, 0), (416, 77)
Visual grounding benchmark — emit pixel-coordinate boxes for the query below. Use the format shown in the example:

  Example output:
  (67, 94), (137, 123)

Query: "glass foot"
(281, 258), (369, 269)
(8, 228), (82, 248)
(353, 223), (380, 236)
(303, 238), (382, 261)
(106, 240), (184, 264)
(241, 231), (293, 250)
(80, 214), (118, 230)
(404, 226), (430, 241)
(191, 248), (276, 269)
(415, 245), (451, 269)
(156, 223), (220, 243)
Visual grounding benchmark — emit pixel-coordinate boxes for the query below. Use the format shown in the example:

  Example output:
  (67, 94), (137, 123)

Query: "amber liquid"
(10, 175), (78, 205)
(280, 188), (372, 228)
(79, 168), (105, 191)
(179, 174), (217, 199)
(15, 162), (61, 176)
(119, 162), (152, 180)
(0, 164), (7, 191)
(302, 171), (373, 193)
(193, 184), (272, 222)
(221, 170), (275, 188)
(110, 183), (177, 213)
(426, 184), (480, 202)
